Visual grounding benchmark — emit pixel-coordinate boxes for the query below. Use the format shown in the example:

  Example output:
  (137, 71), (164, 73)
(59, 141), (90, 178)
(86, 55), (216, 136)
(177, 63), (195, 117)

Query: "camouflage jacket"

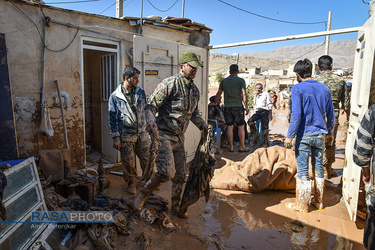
(208, 105), (226, 124)
(345, 88), (352, 110)
(315, 71), (348, 111)
(108, 84), (149, 142)
(146, 73), (207, 136)
(353, 104), (375, 186)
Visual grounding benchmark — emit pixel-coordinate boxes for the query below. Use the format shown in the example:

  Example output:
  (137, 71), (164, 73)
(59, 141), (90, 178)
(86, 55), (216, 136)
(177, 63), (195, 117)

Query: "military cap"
(179, 51), (203, 67)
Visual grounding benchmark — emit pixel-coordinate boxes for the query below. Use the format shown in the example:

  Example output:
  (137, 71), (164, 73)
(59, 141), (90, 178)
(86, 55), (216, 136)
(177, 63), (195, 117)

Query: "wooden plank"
(0, 33), (18, 161)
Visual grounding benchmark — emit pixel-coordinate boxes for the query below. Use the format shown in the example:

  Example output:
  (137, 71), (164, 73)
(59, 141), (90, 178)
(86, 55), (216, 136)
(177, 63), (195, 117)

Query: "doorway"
(82, 37), (120, 164)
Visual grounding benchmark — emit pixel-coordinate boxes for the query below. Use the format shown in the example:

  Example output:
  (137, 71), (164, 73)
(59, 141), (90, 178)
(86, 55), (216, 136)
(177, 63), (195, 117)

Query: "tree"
(215, 73), (223, 83)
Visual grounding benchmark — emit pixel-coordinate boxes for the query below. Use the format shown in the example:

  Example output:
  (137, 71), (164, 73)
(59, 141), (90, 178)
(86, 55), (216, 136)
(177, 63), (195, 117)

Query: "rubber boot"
(285, 178), (311, 213)
(249, 122), (260, 142)
(261, 129), (270, 147)
(171, 183), (188, 218)
(127, 178), (137, 195)
(133, 176), (162, 212)
(312, 177), (324, 209)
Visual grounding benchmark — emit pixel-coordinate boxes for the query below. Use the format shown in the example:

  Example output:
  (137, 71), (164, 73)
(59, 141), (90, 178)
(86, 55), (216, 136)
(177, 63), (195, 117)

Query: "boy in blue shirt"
(284, 59), (335, 213)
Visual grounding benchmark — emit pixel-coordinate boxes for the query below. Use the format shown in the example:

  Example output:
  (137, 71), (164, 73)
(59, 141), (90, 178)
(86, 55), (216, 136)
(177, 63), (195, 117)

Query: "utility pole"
(140, 0), (143, 35)
(116, 0), (123, 18)
(236, 53), (239, 65)
(324, 11), (332, 55)
(182, 0), (185, 18)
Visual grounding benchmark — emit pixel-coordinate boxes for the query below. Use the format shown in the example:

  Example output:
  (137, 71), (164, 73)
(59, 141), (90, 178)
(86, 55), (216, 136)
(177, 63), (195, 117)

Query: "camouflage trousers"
(154, 133), (186, 186)
(120, 134), (151, 182)
(323, 110), (340, 167)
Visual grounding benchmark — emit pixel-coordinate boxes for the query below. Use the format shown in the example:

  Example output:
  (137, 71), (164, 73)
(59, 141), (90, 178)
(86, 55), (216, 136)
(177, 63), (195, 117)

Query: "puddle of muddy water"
(167, 190), (364, 249)
(146, 189), (363, 249)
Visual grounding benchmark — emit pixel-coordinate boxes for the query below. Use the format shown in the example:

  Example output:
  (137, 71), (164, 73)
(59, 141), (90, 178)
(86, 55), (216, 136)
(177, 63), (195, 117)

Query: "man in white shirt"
(248, 83), (273, 146)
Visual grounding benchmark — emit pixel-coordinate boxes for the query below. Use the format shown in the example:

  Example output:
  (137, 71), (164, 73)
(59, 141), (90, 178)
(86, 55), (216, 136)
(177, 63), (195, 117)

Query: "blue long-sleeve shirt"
(287, 79), (335, 139)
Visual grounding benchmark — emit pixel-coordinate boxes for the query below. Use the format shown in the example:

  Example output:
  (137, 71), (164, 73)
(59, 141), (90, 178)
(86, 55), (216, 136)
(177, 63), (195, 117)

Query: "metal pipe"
(41, 17), (46, 106)
(140, 0), (143, 35)
(325, 11), (332, 55)
(210, 26), (362, 50)
(182, 0), (185, 18)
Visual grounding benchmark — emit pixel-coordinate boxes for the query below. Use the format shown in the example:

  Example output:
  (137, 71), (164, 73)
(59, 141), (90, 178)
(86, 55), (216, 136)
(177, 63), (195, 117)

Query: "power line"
(146, 0), (179, 12)
(10, 1), (78, 52)
(266, 42), (327, 68)
(217, 0), (327, 25)
(45, 0), (100, 4)
(99, 0), (132, 15)
(99, 1), (117, 14)
(362, 0), (370, 4)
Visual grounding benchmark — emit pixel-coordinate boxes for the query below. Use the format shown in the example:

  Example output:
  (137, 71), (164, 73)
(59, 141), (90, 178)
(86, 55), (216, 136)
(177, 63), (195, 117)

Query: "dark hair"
(123, 66), (140, 80)
(293, 59), (312, 79)
(318, 55), (333, 71)
(229, 64), (239, 73)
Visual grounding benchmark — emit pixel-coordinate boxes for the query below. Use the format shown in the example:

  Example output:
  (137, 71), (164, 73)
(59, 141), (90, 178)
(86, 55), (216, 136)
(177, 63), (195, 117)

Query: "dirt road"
(104, 107), (365, 249)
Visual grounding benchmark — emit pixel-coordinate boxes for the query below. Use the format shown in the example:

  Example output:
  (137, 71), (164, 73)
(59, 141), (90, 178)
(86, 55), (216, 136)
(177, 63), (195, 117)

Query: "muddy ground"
(99, 107), (365, 250)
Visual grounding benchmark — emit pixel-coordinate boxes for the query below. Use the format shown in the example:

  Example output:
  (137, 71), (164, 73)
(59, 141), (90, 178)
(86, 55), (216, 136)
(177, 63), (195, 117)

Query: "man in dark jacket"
(108, 66), (151, 195)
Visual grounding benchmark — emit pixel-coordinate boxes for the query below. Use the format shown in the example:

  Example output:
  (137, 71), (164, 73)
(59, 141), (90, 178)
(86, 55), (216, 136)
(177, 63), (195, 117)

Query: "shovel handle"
(55, 80), (69, 149)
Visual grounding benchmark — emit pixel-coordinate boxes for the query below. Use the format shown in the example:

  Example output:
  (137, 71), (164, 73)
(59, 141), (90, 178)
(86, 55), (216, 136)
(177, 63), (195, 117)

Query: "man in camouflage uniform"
(134, 51), (209, 218)
(340, 82), (352, 143)
(353, 104), (375, 249)
(315, 55), (349, 179)
(108, 66), (151, 195)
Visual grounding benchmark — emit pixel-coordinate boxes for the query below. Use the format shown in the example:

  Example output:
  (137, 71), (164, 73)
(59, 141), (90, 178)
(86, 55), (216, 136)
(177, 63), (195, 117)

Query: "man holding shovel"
(108, 66), (151, 195)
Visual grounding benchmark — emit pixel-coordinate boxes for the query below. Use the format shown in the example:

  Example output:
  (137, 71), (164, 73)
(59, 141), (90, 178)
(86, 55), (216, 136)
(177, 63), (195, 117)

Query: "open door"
(82, 37), (120, 163)
(133, 36), (208, 161)
(343, 14), (375, 221)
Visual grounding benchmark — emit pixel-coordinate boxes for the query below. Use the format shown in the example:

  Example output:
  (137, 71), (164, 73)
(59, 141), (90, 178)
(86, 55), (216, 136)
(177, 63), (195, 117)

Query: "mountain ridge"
(209, 40), (356, 76)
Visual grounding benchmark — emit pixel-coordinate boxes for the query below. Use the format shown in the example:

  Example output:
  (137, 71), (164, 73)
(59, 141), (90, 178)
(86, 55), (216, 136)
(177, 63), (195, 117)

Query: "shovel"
(55, 80), (71, 177)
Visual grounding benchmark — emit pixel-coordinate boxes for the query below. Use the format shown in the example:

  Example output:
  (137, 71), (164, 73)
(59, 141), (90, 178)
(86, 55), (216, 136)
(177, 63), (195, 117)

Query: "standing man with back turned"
(284, 59), (335, 213)
(108, 66), (151, 195)
(133, 51), (209, 218)
(213, 64), (249, 152)
(315, 55), (348, 179)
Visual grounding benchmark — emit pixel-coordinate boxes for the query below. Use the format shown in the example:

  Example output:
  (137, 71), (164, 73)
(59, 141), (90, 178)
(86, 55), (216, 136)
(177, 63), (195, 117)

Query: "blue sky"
(43, 0), (370, 54)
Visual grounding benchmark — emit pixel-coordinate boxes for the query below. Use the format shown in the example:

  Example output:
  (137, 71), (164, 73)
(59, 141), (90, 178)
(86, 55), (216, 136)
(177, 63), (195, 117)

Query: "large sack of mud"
(210, 146), (296, 192)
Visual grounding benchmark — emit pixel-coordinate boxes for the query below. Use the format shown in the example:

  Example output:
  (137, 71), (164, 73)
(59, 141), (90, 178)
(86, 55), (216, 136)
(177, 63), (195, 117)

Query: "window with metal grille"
(101, 53), (117, 101)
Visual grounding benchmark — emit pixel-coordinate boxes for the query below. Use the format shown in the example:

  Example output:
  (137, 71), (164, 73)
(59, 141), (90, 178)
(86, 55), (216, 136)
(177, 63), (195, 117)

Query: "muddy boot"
(260, 129), (270, 147)
(249, 122), (260, 143)
(311, 177), (324, 210)
(128, 179), (137, 195)
(323, 163), (337, 180)
(285, 178), (311, 213)
(133, 176), (163, 212)
(171, 183), (188, 218)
